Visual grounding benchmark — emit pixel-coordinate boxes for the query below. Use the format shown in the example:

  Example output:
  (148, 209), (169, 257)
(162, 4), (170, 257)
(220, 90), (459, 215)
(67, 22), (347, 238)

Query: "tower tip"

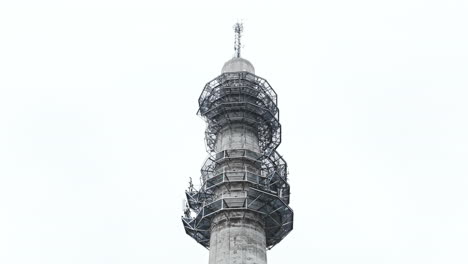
(233, 22), (243, 58)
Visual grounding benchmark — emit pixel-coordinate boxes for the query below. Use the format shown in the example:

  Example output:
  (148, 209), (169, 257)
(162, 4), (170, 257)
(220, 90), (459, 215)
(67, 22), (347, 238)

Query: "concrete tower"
(182, 24), (293, 264)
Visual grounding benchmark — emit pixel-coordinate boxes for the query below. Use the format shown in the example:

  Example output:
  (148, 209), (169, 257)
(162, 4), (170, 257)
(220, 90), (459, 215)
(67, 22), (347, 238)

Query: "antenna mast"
(234, 22), (243, 58)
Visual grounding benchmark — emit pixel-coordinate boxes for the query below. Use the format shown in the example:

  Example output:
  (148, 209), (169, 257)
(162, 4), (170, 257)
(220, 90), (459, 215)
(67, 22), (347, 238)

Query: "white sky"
(1, 1), (467, 263)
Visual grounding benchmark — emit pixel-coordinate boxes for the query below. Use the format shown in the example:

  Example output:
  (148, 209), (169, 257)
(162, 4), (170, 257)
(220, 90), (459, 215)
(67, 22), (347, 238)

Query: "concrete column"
(209, 211), (267, 264)
(215, 123), (260, 153)
(209, 122), (267, 264)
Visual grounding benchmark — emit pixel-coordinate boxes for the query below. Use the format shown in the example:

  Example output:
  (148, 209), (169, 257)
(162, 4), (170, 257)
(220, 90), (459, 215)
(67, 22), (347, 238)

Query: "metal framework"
(198, 72), (281, 156)
(182, 70), (293, 249)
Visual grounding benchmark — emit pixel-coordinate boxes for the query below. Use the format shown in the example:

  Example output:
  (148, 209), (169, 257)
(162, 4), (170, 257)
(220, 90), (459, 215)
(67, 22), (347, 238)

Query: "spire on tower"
(233, 22), (243, 58)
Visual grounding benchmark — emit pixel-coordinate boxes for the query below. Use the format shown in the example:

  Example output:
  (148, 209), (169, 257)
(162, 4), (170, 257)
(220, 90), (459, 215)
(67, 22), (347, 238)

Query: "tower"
(182, 24), (293, 264)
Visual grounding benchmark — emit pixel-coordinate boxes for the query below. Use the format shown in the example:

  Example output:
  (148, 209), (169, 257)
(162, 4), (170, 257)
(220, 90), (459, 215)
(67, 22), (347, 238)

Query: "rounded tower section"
(222, 57), (255, 74)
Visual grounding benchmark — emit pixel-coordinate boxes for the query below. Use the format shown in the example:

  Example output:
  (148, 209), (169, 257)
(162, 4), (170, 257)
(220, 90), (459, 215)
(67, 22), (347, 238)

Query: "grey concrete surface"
(209, 212), (267, 264)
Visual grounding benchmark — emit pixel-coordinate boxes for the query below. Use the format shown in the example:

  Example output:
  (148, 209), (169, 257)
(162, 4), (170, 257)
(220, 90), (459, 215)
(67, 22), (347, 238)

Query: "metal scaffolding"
(182, 70), (293, 249)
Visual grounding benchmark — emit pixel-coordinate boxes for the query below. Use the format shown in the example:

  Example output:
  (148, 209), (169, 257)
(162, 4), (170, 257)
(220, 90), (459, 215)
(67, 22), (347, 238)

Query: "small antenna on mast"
(233, 22), (243, 58)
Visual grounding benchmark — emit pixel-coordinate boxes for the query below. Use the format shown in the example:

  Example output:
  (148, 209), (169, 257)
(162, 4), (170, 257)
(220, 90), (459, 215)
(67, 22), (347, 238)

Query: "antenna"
(188, 177), (194, 192)
(233, 22), (243, 58)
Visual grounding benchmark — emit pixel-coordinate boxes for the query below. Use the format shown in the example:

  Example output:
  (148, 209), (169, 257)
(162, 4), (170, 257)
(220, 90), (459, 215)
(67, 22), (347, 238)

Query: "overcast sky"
(1, 1), (467, 264)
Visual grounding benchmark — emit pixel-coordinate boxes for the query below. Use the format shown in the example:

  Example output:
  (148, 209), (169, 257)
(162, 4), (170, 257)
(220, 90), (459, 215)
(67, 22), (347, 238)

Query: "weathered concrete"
(209, 211), (267, 264)
(209, 107), (267, 263)
(215, 123), (260, 153)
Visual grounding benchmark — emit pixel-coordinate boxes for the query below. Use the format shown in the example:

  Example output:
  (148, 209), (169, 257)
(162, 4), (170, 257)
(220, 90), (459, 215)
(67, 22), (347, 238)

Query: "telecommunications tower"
(182, 23), (293, 264)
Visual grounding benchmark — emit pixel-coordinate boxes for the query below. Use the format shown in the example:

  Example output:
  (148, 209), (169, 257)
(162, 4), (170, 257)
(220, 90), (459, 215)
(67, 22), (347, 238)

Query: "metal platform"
(182, 71), (293, 249)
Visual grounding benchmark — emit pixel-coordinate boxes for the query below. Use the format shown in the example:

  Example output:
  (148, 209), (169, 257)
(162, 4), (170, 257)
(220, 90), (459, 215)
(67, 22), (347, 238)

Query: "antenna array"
(234, 22), (243, 58)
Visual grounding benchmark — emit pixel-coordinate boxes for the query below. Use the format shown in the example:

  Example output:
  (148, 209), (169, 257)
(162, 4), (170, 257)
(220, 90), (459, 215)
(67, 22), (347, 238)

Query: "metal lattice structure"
(182, 70), (293, 250)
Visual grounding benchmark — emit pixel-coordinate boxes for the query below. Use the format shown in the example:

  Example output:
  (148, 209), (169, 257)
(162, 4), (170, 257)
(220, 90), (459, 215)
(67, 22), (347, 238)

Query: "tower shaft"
(209, 210), (267, 264)
(208, 123), (267, 264)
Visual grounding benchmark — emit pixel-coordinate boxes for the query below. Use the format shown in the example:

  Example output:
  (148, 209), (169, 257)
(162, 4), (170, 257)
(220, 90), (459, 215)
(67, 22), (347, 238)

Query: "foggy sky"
(1, 1), (467, 264)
